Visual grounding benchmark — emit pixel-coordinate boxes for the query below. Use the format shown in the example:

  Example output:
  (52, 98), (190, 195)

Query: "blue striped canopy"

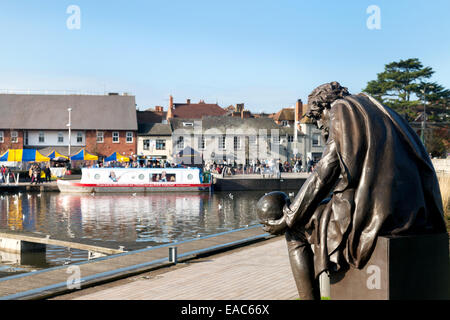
(70, 149), (98, 161)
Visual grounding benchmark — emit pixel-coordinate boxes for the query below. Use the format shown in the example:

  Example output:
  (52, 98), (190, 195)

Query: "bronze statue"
(261, 82), (447, 300)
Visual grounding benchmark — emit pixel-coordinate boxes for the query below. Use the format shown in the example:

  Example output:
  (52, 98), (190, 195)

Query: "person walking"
(0, 165), (5, 184)
(44, 164), (52, 183)
(5, 166), (11, 185)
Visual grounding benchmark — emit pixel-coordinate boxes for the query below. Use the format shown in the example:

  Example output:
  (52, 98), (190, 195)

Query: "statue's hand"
(262, 215), (288, 235)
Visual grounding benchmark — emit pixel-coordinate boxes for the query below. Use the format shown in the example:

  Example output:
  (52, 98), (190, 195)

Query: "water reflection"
(0, 191), (269, 253)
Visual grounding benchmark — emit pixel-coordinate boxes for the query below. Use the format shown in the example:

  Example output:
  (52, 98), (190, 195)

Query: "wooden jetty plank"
(0, 232), (123, 255)
(0, 226), (270, 299)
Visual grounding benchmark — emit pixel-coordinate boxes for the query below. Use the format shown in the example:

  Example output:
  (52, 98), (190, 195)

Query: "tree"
(416, 82), (450, 122)
(362, 58), (450, 121)
(364, 58), (449, 157)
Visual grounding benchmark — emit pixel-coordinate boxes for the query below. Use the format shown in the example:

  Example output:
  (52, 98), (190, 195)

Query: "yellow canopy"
(0, 149), (50, 162)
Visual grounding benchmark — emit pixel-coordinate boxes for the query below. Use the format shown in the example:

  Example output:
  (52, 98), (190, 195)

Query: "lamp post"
(67, 107), (72, 163)
(420, 85), (434, 147)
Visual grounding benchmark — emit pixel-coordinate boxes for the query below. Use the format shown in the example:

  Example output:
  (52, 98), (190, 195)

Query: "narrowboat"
(57, 167), (212, 193)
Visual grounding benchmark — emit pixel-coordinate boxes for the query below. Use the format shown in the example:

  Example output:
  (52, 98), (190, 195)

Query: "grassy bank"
(437, 173), (450, 232)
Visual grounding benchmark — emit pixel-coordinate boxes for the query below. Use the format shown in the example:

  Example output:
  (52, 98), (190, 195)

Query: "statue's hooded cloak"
(284, 93), (446, 278)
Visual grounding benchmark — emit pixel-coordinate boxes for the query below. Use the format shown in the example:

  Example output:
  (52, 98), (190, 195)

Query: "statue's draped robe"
(285, 93), (446, 278)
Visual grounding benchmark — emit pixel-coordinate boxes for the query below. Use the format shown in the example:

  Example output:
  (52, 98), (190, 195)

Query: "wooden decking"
(0, 232), (124, 255)
(60, 237), (298, 300)
(0, 225), (273, 300)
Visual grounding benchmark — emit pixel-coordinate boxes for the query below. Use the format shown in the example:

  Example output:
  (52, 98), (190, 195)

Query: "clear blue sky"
(0, 0), (449, 113)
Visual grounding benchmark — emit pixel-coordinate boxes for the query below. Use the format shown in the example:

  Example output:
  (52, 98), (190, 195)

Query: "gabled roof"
(138, 123), (172, 136)
(170, 102), (227, 119)
(0, 94), (137, 130)
(137, 110), (167, 123)
(273, 108), (295, 121)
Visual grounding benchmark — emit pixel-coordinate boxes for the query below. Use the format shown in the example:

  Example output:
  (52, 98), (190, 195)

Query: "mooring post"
(169, 246), (178, 264)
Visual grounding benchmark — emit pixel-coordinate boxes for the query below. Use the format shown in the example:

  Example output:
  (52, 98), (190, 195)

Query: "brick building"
(166, 96), (227, 120)
(0, 93), (137, 159)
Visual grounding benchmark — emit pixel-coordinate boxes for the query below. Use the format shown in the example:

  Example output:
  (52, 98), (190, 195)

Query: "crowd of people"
(204, 157), (317, 177)
(0, 165), (12, 184)
(28, 163), (52, 184)
(0, 156), (317, 185)
(91, 159), (182, 169)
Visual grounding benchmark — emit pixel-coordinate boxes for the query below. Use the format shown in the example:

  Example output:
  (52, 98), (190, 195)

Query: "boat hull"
(57, 180), (212, 193)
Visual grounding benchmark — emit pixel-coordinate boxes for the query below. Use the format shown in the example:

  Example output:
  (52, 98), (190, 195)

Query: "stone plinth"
(330, 233), (449, 300)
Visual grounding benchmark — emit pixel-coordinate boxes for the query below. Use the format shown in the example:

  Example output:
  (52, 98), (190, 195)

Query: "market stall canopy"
(104, 152), (130, 162)
(47, 151), (69, 161)
(70, 149), (98, 161)
(0, 149), (50, 162)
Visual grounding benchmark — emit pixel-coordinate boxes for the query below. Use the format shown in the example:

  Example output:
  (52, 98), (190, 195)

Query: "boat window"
(94, 174), (101, 180)
(187, 174), (193, 180)
(150, 171), (175, 182)
(139, 174), (145, 180)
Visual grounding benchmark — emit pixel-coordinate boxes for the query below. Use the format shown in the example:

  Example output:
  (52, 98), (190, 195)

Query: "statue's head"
(306, 81), (350, 140)
(256, 191), (291, 223)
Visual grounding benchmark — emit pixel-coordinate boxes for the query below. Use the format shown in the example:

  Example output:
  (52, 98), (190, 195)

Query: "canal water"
(0, 191), (290, 277)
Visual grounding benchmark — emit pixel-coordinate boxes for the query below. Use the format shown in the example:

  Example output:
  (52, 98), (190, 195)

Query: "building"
(137, 123), (173, 162)
(272, 107), (295, 127)
(269, 99), (325, 164)
(0, 93), (137, 159)
(167, 98), (325, 166)
(226, 103), (253, 119)
(166, 96), (227, 120)
(137, 106), (167, 124)
(295, 100), (325, 163)
(170, 116), (296, 165)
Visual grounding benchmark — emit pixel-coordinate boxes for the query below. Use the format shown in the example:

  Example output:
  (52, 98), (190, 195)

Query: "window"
(288, 135), (294, 143)
(24, 131), (28, 145)
(183, 122), (194, 127)
(218, 135), (226, 150)
(234, 136), (241, 150)
(281, 120), (289, 127)
(143, 139), (150, 150)
(126, 132), (133, 143)
(249, 136), (257, 145)
(312, 134), (320, 146)
(11, 131), (19, 143)
(272, 134), (280, 144)
(97, 131), (104, 143)
(77, 132), (83, 143)
(176, 136), (184, 149)
(0, 131), (3, 143)
(198, 136), (205, 150)
(112, 132), (119, 143)
(58, 132), (64, 143)
(156, 139), (166, 150)
(38, 132), (44, 143)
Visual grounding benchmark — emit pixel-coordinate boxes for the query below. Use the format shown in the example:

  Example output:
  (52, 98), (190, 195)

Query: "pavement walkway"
(53, 237), (299, 300)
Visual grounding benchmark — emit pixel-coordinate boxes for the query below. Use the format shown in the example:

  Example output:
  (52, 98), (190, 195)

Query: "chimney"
(295, 99), (303, 124)
(187, 99), (191, 104)
(155, 106), (164, 112)
(167, 95), (174, 120)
